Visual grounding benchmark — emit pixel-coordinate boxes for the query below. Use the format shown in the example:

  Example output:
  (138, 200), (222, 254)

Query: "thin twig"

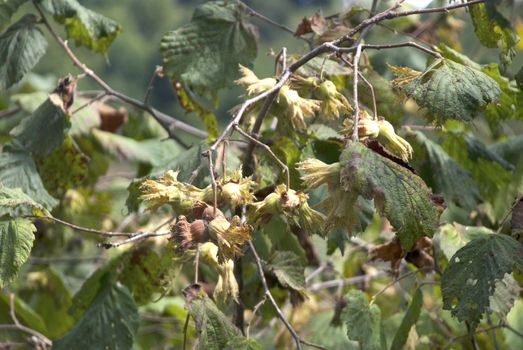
(496, 197), (521, 233)
(71, 91), (107, 115)
(204, 150), (218, 214)
(144, 66), (162, 104)
(0, 295), (52, 348)
(245, 295), (267, 338)
(26, 215), (136, 237)
(194, 243), (201, 283)
(338, 55), (378, 119)
(372, 267), (432, 302)
(248, 241), (303, 350)
(234, 125), (290, 189)
(351, 44), (363, 142)
(183, 314), (190, 350)
(248, 241), (327, 350)
(307, 271), (386, 292)
(98, 230), (171, 249)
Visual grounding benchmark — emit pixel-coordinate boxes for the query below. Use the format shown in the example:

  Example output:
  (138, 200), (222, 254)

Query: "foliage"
(1, 0), (523, 349)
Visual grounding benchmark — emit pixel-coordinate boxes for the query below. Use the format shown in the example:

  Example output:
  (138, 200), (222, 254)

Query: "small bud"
(140, 171), (204, 213)
(250, 184), (325, 235)
(315, 80), (351, 118)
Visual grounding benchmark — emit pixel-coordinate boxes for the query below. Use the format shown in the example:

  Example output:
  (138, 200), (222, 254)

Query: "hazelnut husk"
(171, 215), (209, 252)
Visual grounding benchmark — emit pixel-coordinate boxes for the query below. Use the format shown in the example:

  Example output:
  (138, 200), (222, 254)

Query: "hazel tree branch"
(248, 240), (327, 350)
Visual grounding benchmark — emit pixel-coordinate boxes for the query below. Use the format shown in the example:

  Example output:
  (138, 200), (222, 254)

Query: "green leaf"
(0, 217), (35, 288)
(266, 251), (306, 294)
(342, 290), (385, 350)
(409, 130), (481, 209)
(504, 299), (523, 350)
(153, 144), (206, 183)
(69, 255), (123, 319)
(340, 142), (440, 249)
(481, 64), (523, 133)
(225, 337), (262, 350)
(390, 288), (423, 350)
(183, 284), (243, 350)
(174, 81), (219, 141)
(489, 134), (523, 166)
(435, 223), (493, 260)
(35, 136), (88, 198)
(469, 3), (518, 66)
(21, 267), (74, 338)
(0, 184), (45, 217)
(10, 93), (69, 156)
(392, 59), (500, 122)
(0, 292), (47, 335)
(0, 0), (28, 30)
(0, 14), (48, 89)
(40, 0), (121, 54)
(117, 244), (175, 305)
(91, 129), (183, 167)
(440, 132), (513, 202)
(54, 273), (139, 350)
(0, 143), (58, 210)
(160, 1), (257, 97)
(441, 234), (523, 328)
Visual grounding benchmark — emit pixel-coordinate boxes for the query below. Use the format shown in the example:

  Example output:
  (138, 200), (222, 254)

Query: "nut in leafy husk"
(235, 64), (276, 95)
(201, 168), (257, 208)
(278, 85), (320, 129)
(296, 159), (340, 189)
(314, 80), (351, 118)
(140, 171), (204, 213)
(342, 112), (413, 162)
(199, 242), (239, 304)
(207, 216), (252, 264)
(250, 184), (325, 236)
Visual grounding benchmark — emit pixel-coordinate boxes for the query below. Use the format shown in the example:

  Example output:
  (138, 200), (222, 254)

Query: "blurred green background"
(13, 0), (523, 135)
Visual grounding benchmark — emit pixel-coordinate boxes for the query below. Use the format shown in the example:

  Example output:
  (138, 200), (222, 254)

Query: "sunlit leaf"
(0, 217), (35, 288)
(441, 234), (523, 328)
(160, 1), (257, 97)
(504, 299), (523, 350)
(469, 3), (518, 66)
(0, 14), (48, 89)
(40, 0), (121, 54)
(391, 60), (500, 122)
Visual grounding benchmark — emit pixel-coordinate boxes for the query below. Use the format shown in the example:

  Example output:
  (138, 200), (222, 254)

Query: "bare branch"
(98, 230), (171, 249)
(32, 1), (205, 142)
(248, 240), (327, 350)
